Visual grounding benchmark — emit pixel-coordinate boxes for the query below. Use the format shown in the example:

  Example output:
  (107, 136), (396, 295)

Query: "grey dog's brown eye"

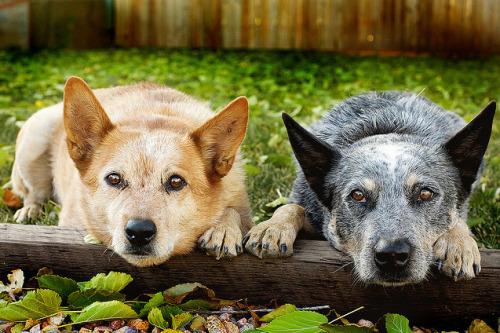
(106, 173), (121, 186)
(351, 190), (365, 202)
(419, 188), (433, 201)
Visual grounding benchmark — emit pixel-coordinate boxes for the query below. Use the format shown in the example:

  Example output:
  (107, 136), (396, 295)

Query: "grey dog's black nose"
(374, 239), (411, 273)
(125, 219), (157, 246)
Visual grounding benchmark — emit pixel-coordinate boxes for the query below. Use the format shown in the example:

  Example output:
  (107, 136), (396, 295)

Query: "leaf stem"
(328, 306), (364, 324)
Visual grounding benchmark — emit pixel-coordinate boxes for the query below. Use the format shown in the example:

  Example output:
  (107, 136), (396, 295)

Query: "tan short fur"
(12, 77), (253, 266)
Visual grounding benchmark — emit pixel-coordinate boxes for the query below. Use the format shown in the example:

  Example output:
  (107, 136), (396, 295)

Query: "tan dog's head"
(63, 77), (248, 266)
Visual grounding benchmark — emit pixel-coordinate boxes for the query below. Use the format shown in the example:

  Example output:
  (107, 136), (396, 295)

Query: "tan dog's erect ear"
(63, 76), (114, 172)
(192, 97), (249, 179)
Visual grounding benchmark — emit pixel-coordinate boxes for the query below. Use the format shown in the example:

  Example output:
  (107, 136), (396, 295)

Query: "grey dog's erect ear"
(445, 101), (496, 194)
(282, 113), (341, 209)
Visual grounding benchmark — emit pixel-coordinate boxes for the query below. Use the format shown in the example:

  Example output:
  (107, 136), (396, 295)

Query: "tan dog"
(12, 77), (253, 266)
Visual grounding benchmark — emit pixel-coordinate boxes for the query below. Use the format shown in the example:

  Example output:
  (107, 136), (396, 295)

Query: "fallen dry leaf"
(2, 189), (22, 208)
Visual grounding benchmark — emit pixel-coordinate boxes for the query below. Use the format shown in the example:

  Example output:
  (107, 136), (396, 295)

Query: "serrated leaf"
(258, 311), (328, 333)
(385, 314), (412, 333)
(320, 324), (374, 333)
(69, 301), (137, 325)
(171, 313), (193, 330)
(80, 272), (133, 292)
(139, 292), (166, 317)
(83, 234), (102, 245)
(37, 275), (78, 299)
(163, 283), (214, 304)
(0, 299), (7, 308)
(0, 289), (61, 322)
(11, 323), (24, 333)
(148, 307), (169, 330)
(68, 288), (126, 309)
(261, 304), (297, 322)
(467, 319), (496, 333)
(178, 299), (211, 311)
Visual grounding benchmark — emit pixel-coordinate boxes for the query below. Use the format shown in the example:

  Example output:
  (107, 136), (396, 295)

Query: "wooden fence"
(115, 0), (500, 55)
(1, 0), (500, 54)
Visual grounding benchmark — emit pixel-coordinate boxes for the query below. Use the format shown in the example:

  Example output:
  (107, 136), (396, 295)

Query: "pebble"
(48, 313), (66, 326)
(109, 320), (126, 330)
(204, 315), (225, 333)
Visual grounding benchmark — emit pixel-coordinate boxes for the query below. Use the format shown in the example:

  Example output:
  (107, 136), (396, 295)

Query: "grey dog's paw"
(198, 223), (244, 260)
(433, 227), (481, 280)
(243, 219), (296, 258)
(243, 204), (306, 258)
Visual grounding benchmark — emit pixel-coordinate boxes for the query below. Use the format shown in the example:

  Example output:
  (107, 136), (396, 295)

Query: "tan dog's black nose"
(125, 219), (157, 246)
(374, 239), (411, 273)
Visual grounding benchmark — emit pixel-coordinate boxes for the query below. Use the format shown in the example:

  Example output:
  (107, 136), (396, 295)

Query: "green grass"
(0, 48), (499, 248)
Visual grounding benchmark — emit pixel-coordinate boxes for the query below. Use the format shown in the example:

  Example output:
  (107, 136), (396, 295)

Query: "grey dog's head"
(283, 101), (495, 286)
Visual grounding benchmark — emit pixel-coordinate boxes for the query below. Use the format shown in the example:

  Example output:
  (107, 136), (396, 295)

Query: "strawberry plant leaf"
(320, 324), (375, 333)
(69, 301), (137, 324)
(178, 299), (211, 311)
(148, 307), (169, 330)
(171, 312), (193, 330)
(258, 311), (328, 333)
(68, 288), (126, 309)
(385, 314), (412, 333)
(138, 292), (166, 317)
(163, 282), (215, 303)
(0, 289), (61, 322)
(261, 303), (298, 322)
(79, 272), (133, 292)
(11, 323), (24, 333)
(37, 275), (78, 299)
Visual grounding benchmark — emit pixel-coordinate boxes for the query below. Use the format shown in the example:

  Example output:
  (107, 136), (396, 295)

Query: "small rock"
(127, 319), (149, 332)
(113, 326), (130, 333)
(239, 323), (255, 332)
(78, 329), (92, 333)
(92, 327), (112, 333)
(218, 306), (234, 313)
(357, 319), (374, 327)
(109, 320), (126, 330)
(29, 324), (41, 333)
(190, 316), (207, 331)
(218, 312), (231, 322)
(205, 315), (225, 333)
(84, 323), (103, 330)
(48, 313), (66, 326)
(123, 326), (138, 333)
(236, 318), (247, 328)
(43, 325), (60, 333)
(223, 321), (239, 333)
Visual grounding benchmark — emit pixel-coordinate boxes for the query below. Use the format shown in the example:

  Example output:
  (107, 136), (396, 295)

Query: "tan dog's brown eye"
(419, 188), (433, 201)
(168, 175), (186, 191)
(351, 190), (365, 202)
(106, 173), (122, 186)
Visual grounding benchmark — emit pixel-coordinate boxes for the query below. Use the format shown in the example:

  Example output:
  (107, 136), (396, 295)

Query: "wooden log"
(1, 223), (499, 329)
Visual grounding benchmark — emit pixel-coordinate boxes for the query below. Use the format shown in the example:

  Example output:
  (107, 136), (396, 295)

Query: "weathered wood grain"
(0, 223), (498, 329)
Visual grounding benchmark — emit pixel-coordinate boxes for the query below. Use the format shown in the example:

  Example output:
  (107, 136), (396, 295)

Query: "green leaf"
(83, 234), (102, 245)
(68, 288), (126, 309)
(69, 301), (138, 325)
(148, 307), (169, 330)
(37, 275), (78, 299)
(80, 272), (133, 292)
(264, 197), (289, 211)
(320, 324), (374, 333)
(178, 299), (211, 311)
(164, 282), (207, 298)
(11, 323), (24, 333)
(385, 314), (412, 333)
(171, 312), (193, 330)
(0, 289), (62, 322)
(258, 311), (328, 333)
(261, 304), (298, 322)
(138, 292), (166, 317)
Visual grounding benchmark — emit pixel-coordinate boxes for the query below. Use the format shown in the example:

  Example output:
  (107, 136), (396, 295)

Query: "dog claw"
(242, 235), (249, 246)
(280, 244), (287, 253)
(262, 243), (269, 249)
(435, 258), (443, 270)
(473, 264), (480, 276)
(236, 245), (242, 253)
(223, 246), (229, 254)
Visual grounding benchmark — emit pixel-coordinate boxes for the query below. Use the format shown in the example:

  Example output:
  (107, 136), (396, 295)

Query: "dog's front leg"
(198, 207), (246, 260)
(433, 219), (481, 280)
(243, 204), (305, 258)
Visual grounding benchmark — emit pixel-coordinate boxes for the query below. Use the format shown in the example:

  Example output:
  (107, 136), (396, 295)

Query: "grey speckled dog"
(245, 91), (496, 286)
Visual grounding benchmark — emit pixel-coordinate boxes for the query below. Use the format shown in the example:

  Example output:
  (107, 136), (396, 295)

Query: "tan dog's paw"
(198, 208), (244, 260)
(198, 224), (243, 260)
(244, 204), (305, 258)
(13, 204), (42, 223)
(433, 224), (481, 280)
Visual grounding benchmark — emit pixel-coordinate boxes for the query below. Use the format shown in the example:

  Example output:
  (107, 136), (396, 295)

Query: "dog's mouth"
(123, 245), (154, 257)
